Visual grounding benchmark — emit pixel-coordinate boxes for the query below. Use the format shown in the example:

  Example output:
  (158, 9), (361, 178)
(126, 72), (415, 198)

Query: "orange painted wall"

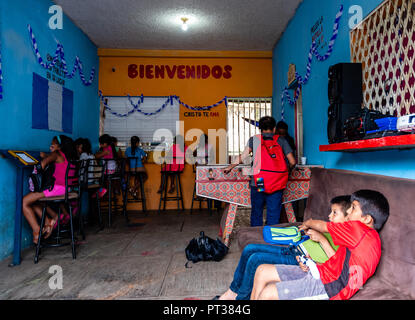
(98, 49), (272, 211)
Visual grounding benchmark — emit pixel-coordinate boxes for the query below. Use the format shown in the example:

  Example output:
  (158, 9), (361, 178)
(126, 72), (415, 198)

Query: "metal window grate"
(101, 96), (180, 150)
(227, 97), (272, 157)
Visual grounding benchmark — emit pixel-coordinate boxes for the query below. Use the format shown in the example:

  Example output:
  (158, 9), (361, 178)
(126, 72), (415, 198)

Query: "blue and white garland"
(99, 91), (228, 118)
(28, 24), (95, 86)
(280, 5), (344, 119)
(127, 94), (174, 117)
(175, 95), (228, 111)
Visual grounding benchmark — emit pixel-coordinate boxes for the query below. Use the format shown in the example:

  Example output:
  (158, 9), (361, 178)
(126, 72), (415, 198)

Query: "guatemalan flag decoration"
(32, 73), (73, 133)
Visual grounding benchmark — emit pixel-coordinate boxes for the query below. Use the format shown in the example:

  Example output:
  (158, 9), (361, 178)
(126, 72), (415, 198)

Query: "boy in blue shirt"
(125, 136), (147, 198)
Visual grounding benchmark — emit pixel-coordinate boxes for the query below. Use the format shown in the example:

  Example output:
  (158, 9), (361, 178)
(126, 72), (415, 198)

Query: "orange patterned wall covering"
(350, 0), (415, 116)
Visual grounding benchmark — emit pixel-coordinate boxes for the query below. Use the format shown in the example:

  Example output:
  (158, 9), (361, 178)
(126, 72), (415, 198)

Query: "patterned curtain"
(351, 0), (415, 116)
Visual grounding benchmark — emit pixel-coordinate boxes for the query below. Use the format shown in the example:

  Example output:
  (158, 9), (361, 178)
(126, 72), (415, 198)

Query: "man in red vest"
(224, 116), (296, 226)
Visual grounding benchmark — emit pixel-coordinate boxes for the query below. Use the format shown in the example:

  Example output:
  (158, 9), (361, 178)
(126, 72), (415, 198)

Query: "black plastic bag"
(185, 231), (229, 268)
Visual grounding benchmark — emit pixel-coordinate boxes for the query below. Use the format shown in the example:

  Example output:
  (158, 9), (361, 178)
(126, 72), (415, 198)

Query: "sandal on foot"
(32, 232), (40, 245)
(44, 218), (58, 239)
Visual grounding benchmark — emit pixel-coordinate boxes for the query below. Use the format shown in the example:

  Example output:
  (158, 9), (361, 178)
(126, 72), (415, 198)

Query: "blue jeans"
(250, 187), (283, 227)
(230, 244), (299, 300)
(80, 190), (89, 221)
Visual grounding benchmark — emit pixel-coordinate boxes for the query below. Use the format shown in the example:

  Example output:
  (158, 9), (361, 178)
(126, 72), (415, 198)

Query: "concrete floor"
(0, 210), (242, 300)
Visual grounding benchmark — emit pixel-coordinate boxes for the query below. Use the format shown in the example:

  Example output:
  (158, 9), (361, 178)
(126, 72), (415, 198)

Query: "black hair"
(74, 138), (92, 155)
(276, 121), (289, 131)
(53, 135), (78, 161)
(99, 134), (117, 159)
(131, 136), (140, 155)
(330, 195), (352, 216)
(258, 116), (277, 132)
(99, 134), (112, 145)
(81, 138), (92, 155)
(74, 138), (83, 148)
(110, 136), (118, 159)
(350, 190), (390, 231)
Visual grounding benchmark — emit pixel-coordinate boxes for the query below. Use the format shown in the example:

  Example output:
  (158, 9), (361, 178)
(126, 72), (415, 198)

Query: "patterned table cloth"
(196, 165), (317, 246)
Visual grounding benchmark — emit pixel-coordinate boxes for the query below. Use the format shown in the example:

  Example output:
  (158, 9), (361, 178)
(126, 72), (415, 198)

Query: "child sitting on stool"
(96, 134), (120, 195)
(23, 135), (77, 244)
(75, 137), (103, 223)
(95, 134), (117, 174)
(125, 136), (147, 199)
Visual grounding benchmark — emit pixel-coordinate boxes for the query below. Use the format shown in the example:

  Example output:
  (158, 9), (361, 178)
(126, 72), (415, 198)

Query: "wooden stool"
(123, 165), (147, 216)
(34, 161), (81, 264)
(80, 159), (105, 231)
(100, 158), (127, 227)
(158, 170), (184, 214)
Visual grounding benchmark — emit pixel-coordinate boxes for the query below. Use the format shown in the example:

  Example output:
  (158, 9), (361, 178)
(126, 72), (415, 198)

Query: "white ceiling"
(53, 0), (302, 51)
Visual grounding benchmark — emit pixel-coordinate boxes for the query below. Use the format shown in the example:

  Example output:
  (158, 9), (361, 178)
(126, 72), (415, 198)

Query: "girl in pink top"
(95, 134), (119, 194)
(95, 134), (117, 173)
(22, 135), (77, 244)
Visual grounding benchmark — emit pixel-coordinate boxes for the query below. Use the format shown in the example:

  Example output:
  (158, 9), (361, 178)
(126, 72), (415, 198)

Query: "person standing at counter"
(193, 133), (215, 165)
(276, 121), (296, 160)
(224, 116), (296, 227)
(192, 133), (217, 210)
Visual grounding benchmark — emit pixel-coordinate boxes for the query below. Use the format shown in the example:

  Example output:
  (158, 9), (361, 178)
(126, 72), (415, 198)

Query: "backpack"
(262, 226), (303, 246)
(185, 231), (229, 268)
(253, 134), (289, 194)
(29, 163), (56, 192)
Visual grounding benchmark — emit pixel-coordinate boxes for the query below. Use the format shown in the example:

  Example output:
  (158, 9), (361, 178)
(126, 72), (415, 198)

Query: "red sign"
(128, 64), (232, 80)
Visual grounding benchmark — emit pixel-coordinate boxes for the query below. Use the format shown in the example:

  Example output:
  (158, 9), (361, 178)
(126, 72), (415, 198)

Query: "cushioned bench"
(237, 167), (415, 300)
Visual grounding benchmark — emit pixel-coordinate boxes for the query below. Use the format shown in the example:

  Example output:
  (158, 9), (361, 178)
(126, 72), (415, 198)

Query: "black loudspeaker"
(328, 63), (363, 104)
(327, 103), (362, 143)
(327, 63), (363, 143)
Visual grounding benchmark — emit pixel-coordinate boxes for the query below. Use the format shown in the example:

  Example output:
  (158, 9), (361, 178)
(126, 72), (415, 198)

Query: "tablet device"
(297, 233), (338, 264)
(8, 151), (38, 166)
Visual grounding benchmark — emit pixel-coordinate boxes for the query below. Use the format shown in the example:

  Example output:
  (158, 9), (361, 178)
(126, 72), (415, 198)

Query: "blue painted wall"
(0, 0), (99, 260)
(272, 0), (415, 180)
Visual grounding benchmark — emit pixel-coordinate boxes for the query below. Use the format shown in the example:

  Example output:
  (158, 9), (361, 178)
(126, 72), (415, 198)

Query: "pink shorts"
(43, 185), (66, 198)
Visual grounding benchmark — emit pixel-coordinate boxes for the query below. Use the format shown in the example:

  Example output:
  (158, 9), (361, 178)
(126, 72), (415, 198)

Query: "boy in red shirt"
(250, 189), (389, 300)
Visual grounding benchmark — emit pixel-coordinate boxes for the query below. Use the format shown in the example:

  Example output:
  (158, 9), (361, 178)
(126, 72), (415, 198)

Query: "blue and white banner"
(28, 24), (95, 86)
(32, 73), (73, 133)
(280, 5), (344, 120)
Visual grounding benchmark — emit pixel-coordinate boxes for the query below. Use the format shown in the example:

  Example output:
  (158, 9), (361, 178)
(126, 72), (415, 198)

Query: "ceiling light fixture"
(181, 17), (189, 31)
